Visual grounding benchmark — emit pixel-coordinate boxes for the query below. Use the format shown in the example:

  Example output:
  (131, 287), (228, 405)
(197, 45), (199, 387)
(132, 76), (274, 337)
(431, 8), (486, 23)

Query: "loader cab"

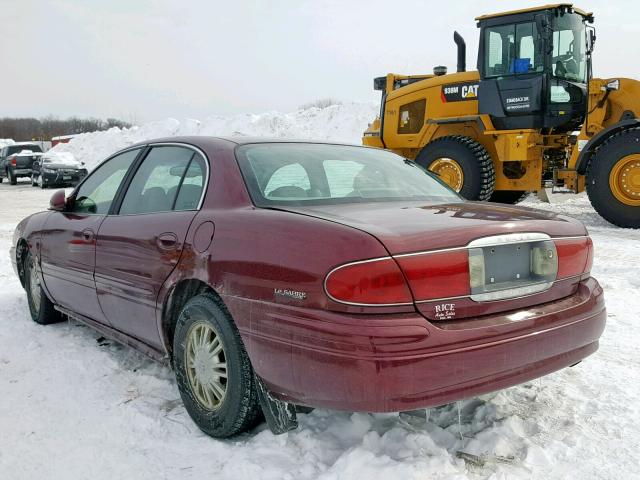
(476, 5), (594, 132)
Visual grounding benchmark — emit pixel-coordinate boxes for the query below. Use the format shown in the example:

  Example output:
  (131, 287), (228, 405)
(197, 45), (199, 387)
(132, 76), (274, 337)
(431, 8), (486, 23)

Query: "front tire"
(173, 293), (260, 438)
(587, 128), (640, 228)
(24, 251), (63, 325)
(415, 136), (495, 200)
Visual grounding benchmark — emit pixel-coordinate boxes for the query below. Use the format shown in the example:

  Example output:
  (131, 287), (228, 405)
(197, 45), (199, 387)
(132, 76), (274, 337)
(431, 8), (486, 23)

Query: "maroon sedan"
(10, 138), (605, 438)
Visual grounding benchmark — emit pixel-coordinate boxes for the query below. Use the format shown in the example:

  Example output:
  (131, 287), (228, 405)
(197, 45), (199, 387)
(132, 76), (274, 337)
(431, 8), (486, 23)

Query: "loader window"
(484, 22), (541, 77)
(398, 99), (426, 134)
(551, 13), (587, 83)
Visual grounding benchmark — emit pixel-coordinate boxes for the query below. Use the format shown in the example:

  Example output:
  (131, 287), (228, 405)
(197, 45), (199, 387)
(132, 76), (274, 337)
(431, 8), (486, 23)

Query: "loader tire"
(489, 190), (529, 204)
(416, 136), (495, 201)
(586, 127), (640, 228)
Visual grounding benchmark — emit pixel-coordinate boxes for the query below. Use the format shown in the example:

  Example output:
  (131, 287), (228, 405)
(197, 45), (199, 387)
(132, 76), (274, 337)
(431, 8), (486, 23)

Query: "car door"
(94, 145), (207, 348)
(39, 148), (142, 323)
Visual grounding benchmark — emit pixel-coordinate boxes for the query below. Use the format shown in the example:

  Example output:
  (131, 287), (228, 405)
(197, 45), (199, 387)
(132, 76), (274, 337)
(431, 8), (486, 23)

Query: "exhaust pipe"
(454, 31), (466, 72)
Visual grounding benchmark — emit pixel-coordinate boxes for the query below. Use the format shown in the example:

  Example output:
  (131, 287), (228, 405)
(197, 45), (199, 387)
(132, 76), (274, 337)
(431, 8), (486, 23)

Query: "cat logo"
(441, 82), (480, 102)
(462, 84), (478, 98)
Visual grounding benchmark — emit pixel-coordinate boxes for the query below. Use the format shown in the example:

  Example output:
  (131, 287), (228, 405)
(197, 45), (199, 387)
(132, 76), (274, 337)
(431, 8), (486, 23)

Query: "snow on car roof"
(13, 149), (43, 156)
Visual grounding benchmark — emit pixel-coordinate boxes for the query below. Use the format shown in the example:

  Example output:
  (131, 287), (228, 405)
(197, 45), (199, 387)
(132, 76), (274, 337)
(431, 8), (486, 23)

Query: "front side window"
(236, 143), (461, 207)
(485, 22), (541, 77)
(551, 13), (587, 84)
(72, 148), (140, 214)
(119, 146), (197, 215)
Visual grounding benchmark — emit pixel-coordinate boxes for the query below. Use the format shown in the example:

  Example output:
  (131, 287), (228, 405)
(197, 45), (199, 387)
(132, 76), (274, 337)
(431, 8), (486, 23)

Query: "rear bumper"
(238, 277), (605, 412)
(12, 168), (32, 176)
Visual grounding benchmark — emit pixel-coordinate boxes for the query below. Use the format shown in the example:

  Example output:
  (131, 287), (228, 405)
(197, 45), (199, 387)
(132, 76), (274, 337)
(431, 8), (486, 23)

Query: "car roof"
(127, 136), (362, 150)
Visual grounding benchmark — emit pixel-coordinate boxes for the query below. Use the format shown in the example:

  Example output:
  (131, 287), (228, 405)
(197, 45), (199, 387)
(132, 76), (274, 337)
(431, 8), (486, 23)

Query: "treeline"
(0, 116), (133, 141)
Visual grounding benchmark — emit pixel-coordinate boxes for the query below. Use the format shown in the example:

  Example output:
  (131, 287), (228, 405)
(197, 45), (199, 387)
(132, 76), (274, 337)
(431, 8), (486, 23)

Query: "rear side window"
(119, 146), (206, 214)
(73, 148), (140, 214)
(174, 154), (206, 210)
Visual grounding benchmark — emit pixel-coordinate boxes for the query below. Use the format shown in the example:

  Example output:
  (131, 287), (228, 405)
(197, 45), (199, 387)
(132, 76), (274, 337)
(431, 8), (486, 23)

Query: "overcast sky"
(2, 0), (639, 123)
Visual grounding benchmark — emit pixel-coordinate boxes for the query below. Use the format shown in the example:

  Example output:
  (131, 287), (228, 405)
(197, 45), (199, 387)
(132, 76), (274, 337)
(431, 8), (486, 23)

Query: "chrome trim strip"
(146, 142), (211, 210)
(323, 256), (414, 307)
(394, 234), (587, 258)
(467, 232), (551, 248)
(414, 273), (585, 304)
(470, 281), (553, 302)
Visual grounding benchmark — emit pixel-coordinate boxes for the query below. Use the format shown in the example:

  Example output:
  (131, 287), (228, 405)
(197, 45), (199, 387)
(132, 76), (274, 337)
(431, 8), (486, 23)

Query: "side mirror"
(606, 79), (620, 91)
(49, 189), (67, 211)
(587, 27), (596, 53)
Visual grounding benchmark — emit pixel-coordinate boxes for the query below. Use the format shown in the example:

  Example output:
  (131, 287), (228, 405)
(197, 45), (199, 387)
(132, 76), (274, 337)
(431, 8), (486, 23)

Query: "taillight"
(10, 158), (16, 166)
(554, 237), (593, 279)
(325, 257), (412, 305)
(395, 250), (470, 300)
(325, 235), (594, 307)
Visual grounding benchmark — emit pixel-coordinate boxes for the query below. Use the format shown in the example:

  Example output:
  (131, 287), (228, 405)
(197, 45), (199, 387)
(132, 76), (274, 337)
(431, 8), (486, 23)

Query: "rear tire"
(489, 190), (529, 204)
(8, 168), (17, 185)
(416, 136), (495, 200)
(173, 293), (260, 438)
(586, 128), (640, 228)
(24, 251), (63, 325)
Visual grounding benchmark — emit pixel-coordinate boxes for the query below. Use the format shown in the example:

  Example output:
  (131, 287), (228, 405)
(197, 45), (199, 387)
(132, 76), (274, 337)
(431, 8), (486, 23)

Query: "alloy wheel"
(184, 321), (228, 410)
(28, 259), (41, 315)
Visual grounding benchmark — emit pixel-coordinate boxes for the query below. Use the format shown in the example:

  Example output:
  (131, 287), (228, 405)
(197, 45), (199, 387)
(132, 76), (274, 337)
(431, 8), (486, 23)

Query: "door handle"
(157, 232), (178, 249)
(82, 229), (94, 242)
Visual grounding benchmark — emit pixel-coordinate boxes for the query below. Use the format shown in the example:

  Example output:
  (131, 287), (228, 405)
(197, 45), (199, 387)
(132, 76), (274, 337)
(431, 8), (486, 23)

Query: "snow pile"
(0, 139), (14, 148)
(52, 103), (379, 170)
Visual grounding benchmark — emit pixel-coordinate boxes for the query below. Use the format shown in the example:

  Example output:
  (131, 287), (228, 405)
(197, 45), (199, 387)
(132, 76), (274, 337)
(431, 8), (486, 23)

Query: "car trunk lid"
(277, 201), (589, 320)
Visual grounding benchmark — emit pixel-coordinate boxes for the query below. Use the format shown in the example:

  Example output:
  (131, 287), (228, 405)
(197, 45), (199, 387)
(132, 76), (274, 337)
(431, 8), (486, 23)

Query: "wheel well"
(577, 120), (640, 174)
(161, 279), (220, 357)
(16, 240), (29, 287)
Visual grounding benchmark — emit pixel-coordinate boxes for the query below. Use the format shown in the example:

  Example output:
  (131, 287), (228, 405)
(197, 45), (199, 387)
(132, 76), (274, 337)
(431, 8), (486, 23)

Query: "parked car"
(0, 142), (44, 185)
(10, 138), (606, 438)
(31, 151), (88, 188)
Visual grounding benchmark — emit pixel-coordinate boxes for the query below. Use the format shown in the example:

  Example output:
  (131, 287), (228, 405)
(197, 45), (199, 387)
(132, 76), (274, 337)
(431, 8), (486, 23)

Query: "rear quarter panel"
(156, 141), (406, 391)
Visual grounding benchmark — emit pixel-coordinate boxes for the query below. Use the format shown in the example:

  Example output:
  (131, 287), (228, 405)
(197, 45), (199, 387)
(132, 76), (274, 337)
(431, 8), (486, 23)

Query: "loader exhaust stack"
(454, 31), (466, 72)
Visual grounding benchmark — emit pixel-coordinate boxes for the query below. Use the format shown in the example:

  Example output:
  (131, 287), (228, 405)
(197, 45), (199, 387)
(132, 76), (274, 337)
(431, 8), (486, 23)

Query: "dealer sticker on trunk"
(434, 303), (456, 320)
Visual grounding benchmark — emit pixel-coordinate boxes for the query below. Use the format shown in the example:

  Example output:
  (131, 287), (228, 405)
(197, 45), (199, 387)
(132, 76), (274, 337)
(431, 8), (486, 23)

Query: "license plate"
(63, 176), (71, 180)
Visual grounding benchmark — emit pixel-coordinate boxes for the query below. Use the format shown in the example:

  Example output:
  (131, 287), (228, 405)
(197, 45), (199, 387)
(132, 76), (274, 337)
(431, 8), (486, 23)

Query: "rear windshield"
(236, 143), (461, 207)
(7, 144), (42, 155)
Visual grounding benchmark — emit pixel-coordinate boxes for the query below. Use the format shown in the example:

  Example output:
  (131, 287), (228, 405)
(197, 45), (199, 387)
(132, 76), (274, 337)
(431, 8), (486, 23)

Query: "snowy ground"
(1, 115), (639, 479)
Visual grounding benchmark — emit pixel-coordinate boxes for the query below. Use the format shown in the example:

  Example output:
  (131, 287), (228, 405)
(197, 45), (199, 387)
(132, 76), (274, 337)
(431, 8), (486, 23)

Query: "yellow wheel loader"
(363, 4), (640, 228)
